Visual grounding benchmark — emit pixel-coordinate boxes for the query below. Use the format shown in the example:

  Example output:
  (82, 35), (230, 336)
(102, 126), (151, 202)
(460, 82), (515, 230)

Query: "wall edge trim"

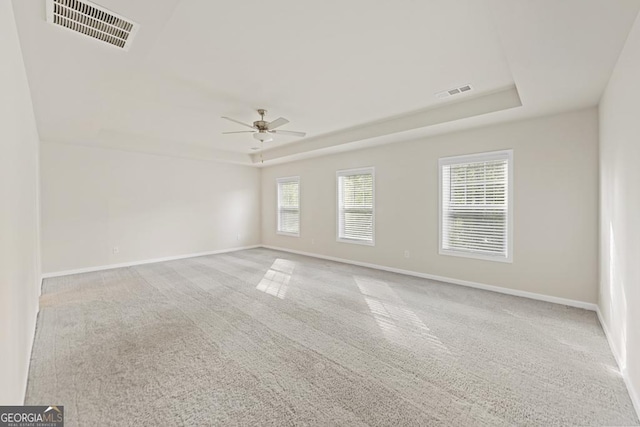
(261, 245), (597, 311)
(22, 302), (38, 404)
(40, 245), (261, 278)
(596, 307), (640, 419)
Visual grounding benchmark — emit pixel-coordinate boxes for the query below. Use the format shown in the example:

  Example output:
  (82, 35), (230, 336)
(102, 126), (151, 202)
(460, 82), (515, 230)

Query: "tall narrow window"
(439, 150), (513, 262)
(337, 167), (375, 245)
(277, 176), (300, 236)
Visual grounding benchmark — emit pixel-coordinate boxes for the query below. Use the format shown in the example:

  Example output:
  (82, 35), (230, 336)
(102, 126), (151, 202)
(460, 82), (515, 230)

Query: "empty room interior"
(2, 0), (640, 425)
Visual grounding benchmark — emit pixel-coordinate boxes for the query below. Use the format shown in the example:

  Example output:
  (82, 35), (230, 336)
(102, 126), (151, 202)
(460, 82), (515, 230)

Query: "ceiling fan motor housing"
(254, 108), (269, 130)
(253, 120), (269, 131)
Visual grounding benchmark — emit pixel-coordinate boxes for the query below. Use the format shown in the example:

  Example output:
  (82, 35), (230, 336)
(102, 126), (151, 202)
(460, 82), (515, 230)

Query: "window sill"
(439, 249), (512, 263)
(277, 231), (300, 238)
(337, 237), (375, 246)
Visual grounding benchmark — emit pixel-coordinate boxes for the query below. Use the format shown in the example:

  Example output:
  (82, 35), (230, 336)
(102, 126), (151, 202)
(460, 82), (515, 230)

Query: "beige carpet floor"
(26, 248), (638, 426)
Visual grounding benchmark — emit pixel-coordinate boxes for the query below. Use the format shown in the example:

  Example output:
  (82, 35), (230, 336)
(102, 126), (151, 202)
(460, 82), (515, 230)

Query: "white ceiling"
(12, 0), (640, 166)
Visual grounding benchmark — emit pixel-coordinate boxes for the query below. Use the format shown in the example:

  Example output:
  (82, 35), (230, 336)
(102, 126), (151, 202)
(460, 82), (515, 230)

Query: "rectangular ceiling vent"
(46, 0), (139, 51)
(436, 84), (473, 99)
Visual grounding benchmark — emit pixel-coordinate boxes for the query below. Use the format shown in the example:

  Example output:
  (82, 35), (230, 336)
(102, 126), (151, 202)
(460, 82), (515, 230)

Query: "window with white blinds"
(337, 168), (375, 245)
(277, 177), (300, 236)
(439, 150), (513, 262)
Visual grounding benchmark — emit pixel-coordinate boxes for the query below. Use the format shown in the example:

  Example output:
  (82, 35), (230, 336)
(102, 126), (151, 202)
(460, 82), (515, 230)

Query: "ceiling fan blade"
(221, 116), (256, 129)
(222, 131), (255, 134)
(267, 117), (289, 130)
(271, 129), (306, 137)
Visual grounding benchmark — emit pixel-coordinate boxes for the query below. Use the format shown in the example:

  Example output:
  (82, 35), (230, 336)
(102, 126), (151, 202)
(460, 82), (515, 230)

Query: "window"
(439, 150), (513, 262)
(277, 176), (300, 236)
(337, 167), (375, 245)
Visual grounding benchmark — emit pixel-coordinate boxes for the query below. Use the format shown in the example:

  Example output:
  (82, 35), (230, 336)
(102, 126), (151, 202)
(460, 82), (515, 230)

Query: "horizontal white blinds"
(441, 155), (509, 258)
(338, 170), (374, 243)
(277, 178), (300, 235)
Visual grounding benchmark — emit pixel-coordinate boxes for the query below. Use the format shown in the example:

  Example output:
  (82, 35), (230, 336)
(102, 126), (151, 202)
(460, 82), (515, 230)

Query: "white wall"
(262, 108), (599, 304)
(599, 11), (640, 414)
(40, 143), (261, 273)
(0, 1), (41, 405)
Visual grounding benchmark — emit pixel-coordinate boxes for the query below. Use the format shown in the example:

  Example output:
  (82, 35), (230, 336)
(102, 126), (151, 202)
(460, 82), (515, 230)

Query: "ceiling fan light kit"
(253, 132), (273, 142)
(221, 109), (307, 150)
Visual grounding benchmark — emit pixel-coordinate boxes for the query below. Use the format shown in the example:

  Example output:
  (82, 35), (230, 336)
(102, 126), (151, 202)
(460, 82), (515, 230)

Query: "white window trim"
(336, 167), (375, 246)
(438, 150), (513, 263)
(276, 176), (300, 237)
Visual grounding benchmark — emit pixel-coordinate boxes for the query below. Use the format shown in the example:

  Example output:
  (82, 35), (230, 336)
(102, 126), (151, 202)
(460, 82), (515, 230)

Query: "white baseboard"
(261, 245), (598, 311)
(596, 307), (640, 419)
(23, 297), (38, 404)
(596, 307), (624, 375)
(40, 245), (261, 279)
(42, 244), (597, 311)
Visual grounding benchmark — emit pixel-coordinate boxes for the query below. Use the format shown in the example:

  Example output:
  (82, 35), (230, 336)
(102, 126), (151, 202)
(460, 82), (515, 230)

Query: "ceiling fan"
(221, 109), (306, 144)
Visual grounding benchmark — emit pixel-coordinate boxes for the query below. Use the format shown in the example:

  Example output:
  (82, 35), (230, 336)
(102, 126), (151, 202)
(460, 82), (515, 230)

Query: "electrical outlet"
(311, 239), (315, 245)
(113, 246), (120, 254)
(403, 250), (410, 259)
(237, 233), (240, 241)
